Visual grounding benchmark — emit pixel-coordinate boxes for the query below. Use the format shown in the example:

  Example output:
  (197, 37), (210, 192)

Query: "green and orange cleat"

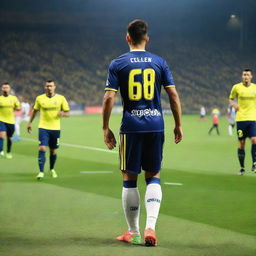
(144, 228), (158, 247)
(116, 230), (141, 245)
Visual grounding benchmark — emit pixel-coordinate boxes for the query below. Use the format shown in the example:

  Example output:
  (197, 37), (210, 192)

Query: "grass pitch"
(0, 114), (256, 256)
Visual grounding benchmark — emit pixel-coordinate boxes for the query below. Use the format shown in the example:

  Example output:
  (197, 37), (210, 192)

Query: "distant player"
(199, 106), (206, 120)
(27, 80), (70, 180)
(14, 97), (31, 141)
(229, 69), (256, 175)
(102, 20), (182, 246)
(0, 83), (21, 159)
(227, 105), (236, 136)
(208, 107), (220, 135)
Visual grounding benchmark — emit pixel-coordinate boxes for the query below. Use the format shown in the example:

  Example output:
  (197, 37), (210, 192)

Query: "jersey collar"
(130, 49), (146, 52)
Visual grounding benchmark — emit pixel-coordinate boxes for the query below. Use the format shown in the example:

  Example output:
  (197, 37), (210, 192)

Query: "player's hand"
(58, 111), (64, 117)
(174, 126), (183, 144)
(27, 123), (32, 133)
(232, 104), (239, 111)
(103, 128), (116, 150)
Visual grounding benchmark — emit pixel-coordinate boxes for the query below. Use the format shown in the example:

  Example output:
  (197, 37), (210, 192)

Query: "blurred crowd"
(0, 31), (255, 113)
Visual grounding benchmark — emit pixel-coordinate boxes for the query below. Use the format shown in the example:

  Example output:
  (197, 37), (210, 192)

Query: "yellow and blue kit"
(229, 82), (256, 139)
(33, 94), (70, 148)
(0, 95), (20, 136)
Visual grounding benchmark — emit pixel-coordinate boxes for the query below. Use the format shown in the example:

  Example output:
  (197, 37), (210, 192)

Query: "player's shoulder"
(232, 82), (242, 89)
(110, 52), (130, 65)
(55, 94), (67, 101)
(36, 94), (46, 100)
(10, 95), (18, 100)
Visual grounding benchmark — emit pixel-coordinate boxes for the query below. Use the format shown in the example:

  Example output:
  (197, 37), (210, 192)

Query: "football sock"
(38, 150), (46, 173)
(145, 177), (162, 231)
(50, 153), (57, 169)
(228, 125), (233, 136)
(251, 144), (256, 163)
(0, 138), (3, 151)
(238, 148), (245, 168)
(122, 180), (140, 234)
(7, 138), (12, 153)
(15, 124), (20, 136)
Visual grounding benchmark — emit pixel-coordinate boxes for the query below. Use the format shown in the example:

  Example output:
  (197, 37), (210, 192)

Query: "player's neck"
(46, 93), (55, 98)
(242, 81), (251, 87)
(129, 43), (146, 51)
(2, 93), (9, 97)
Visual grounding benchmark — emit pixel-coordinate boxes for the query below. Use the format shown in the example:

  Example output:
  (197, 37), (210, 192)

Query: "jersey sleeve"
(33, 97), (40, 110)
(105, 60), (119, 92)
(14, 96), (21, 109)
(162, 60), (175, 88)
(61, 96), (70, 111)
(229, 85), (237, 99)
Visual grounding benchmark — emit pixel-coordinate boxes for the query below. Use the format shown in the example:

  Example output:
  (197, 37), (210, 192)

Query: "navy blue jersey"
(105, 50), (175, 133)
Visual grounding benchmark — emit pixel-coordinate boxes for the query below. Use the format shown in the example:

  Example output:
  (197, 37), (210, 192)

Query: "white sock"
(122, 187), (140, 234)
(145, 183), (162, 231)
(15, 124), (20, 136)
(228, 125), (233, 136)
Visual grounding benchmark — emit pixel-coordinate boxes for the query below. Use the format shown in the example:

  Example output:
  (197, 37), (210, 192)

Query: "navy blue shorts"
(119, 132), (164, 174)
(236, 121), (256, 140)
(0, 121), (15, 137)
(39, 128), (61, 149)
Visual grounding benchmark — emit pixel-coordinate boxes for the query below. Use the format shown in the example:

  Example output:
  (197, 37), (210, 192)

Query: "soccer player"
(0, 83), (21, 159)
(208, 108), (220, 135)
(14, 97), (31, 141)
(199, 106), (206, 121)
(102, 20), (182, 246)
(229, 69), (256, 175)
(227, 105), (236, 136)
(27, 80), (70, 180)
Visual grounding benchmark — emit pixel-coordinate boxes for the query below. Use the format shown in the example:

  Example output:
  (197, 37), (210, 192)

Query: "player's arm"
(58, 96), (70, 117)
(102, 90), (117, 150)
(27, 108), (38, 133)
(14, 97), (21, 111)
(229, 99), (239, 111)
(229, 85), (239, 111)
(58, 111), (70, 117)
(165, 86), (183, 144)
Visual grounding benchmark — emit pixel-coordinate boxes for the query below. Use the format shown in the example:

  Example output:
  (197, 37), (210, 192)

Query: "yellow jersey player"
(229, 69), (256, 175)
(0, 83), (21, 159)
(27, 80), (70, 180)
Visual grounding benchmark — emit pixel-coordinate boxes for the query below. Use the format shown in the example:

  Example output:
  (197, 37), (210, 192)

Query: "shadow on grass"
(1, 235), (255, 256)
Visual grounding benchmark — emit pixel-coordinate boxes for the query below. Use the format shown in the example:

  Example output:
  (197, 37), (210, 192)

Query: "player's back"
(106, 50), (174, 133)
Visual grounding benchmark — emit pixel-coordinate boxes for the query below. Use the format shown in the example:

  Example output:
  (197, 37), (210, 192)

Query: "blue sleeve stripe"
(105, 88), (118, 92)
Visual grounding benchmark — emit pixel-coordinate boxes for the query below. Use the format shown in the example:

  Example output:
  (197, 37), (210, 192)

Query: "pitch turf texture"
(1, 114), (255, 256)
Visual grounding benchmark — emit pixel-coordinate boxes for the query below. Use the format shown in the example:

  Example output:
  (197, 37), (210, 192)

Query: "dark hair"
(2, 82), (10, 86)
(243, 69), (253, 74)
(127, 19), (148, 45)
(46, 80), (55, 83)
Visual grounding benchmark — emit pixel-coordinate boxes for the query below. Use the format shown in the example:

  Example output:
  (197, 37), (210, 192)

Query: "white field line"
(164, 182), (183, 186)
(22, 137), (118, 154)
(80, 171), (113, 174)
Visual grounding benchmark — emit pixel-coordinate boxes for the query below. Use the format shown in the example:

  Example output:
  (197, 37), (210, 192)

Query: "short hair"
(243, 69), (253, 74)
(127, 19), (148, 45)
(46, 80), (55, 83)
(2, 82), (10, 86)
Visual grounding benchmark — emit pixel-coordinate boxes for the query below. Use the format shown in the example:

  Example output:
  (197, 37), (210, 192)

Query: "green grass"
(0, 114), (256, 256)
